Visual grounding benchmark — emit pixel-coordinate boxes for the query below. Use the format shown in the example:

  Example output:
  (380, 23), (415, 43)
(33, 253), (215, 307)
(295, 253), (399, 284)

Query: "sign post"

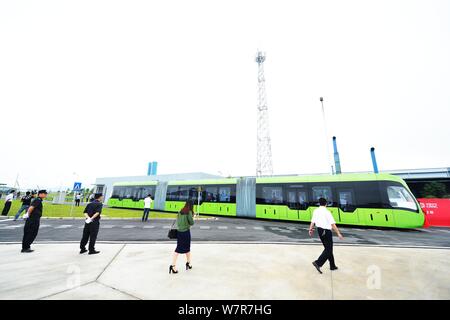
(197, 186), (202, 219)
(70, 182), (82, 217)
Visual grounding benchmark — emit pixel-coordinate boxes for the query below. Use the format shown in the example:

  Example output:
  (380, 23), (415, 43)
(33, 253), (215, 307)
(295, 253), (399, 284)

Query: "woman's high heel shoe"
(186, 262), (192, 270)
(169, 265), (178, 274)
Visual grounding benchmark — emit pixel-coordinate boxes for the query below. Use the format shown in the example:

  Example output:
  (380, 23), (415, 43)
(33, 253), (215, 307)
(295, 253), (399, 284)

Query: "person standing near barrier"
(79, 193), (103, 255)
(21, 190), (47, 253)
(169, 199), (196, 274)
(142, 194), (152, 222)
(14, 191), (34, 221)
(75, 193), (81, 207)
(1, 190), (15, 216)
(309, 197), (344, 274)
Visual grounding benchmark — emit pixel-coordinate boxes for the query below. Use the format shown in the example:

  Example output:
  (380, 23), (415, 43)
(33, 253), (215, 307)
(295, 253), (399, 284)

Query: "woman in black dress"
(169, 199), (195, 274)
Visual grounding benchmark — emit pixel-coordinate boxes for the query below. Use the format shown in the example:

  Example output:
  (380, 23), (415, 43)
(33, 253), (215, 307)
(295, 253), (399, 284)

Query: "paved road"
(1, 217), (449, 248)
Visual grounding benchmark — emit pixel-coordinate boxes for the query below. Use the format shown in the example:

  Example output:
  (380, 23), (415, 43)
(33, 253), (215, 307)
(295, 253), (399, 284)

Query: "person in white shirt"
(1, 190), (15, 216)
(309, 197), (344, 274)
(142, 194), (153, 222)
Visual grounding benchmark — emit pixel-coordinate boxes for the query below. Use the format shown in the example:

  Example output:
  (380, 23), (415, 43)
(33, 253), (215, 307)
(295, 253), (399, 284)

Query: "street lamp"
(320, 97), (334, 175)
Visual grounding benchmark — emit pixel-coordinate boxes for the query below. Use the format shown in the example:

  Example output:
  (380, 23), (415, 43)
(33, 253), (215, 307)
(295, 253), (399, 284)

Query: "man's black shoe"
(330, 266), (339, 271)
(80, 249), (88, 254)
(21, 249), (34, 253)
(312, 261), (323, 274)
(88, 250), (100, 255)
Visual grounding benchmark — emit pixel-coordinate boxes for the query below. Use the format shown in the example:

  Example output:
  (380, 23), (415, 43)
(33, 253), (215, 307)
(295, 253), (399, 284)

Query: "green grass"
(0, 200), (178, 219)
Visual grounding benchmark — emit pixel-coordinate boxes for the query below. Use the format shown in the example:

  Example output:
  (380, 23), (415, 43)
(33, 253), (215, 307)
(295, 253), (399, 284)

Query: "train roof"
(111, 174), (407, 187)
(256, 173), (406, 184)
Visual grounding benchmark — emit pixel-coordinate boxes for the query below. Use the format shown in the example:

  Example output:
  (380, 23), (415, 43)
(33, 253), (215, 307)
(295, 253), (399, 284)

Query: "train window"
(259, 186), (283, 204)
(387, 185), (418, 211)
(111, 186), (126, 199)
(354, 181), (383, 208)
(167, 187), (181, 201)
(338, 190), (356, 212)
(124, 187), (133, 199)
(141, 187), (154, 199)
(219, 187), (231, 202)
(204, 186), (218, 202)
(312, 186), (333, 206)
(188, 187), (200, 201)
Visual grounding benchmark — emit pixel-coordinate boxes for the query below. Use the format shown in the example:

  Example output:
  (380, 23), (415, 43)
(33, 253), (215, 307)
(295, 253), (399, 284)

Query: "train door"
(337, 189), (359, 225)
(311, 185), (340, 223)
(286, 188), (310, 221)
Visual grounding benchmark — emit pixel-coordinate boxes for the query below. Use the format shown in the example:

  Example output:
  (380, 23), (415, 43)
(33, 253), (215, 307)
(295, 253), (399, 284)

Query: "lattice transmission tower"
(255, 50), (273, 177)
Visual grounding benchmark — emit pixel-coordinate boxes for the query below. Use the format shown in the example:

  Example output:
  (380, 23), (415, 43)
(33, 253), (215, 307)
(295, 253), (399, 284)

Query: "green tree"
(422, 182), (447, 198)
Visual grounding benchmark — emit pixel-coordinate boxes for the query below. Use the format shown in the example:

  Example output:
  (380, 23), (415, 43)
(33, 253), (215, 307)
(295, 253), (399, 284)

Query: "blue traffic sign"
(73, 182), (82, 191)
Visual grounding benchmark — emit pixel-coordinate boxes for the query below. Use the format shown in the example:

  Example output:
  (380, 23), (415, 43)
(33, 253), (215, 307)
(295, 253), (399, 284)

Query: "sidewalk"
(0, 243), (449, 300)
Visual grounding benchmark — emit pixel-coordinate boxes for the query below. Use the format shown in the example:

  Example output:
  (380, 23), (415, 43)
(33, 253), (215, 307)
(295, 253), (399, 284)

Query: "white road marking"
(162, 226), (171, 229)
(200, 226), (210, 229)
(236, 226), (246, 230)
(280, 230), (292, 233)
(143, 226), (155, 229)
(54, 225), (73, 229)
(218, 226), (228, 230)
(0, 225), (22, 229)
(102, 225), (115, 229)
(40, 225), (51, 228)
(122, 226), (136, 229)
(253, 227), (264, 230)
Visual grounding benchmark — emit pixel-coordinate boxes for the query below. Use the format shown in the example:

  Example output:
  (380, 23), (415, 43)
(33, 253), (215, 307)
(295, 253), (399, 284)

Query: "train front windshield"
(386, 185), (418, 211)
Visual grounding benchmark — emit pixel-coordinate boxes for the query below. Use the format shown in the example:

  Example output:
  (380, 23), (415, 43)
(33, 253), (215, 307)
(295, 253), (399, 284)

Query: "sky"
(0, 0), (449, 190)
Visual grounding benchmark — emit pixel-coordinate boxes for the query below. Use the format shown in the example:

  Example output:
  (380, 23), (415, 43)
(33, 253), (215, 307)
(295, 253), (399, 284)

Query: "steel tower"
(255, 50), (273, 177)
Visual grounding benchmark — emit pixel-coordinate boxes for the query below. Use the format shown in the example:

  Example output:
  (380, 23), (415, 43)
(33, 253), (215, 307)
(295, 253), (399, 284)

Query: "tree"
(422, 182), (447, 198)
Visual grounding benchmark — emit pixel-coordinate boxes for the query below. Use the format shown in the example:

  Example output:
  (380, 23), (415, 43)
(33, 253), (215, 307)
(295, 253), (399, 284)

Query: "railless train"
(107, 173), (424, 228)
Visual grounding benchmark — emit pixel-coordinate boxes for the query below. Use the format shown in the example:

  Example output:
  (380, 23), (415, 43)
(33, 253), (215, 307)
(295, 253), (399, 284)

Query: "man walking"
(309, 197), (344, 274)
(21, 190), (47, 253)
(142, 194), (153, 222)
(1, 190), (15, 216)
(14, 191), (34, 221)
(80, 193), (103, 255)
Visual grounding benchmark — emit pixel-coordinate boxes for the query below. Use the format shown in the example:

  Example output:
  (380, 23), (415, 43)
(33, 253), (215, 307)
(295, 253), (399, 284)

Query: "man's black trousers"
(1, 201), (12, 216)
(80, 220), (100, 252)
(22, 216), (41, 250)
(315, 227), (336, 268)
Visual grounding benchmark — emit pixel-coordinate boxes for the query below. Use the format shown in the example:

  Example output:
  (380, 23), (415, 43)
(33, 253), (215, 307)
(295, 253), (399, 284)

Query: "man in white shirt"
(142, 194), (153, 222)
(1, 190), (15, 216)
(309, 197), (344, 274)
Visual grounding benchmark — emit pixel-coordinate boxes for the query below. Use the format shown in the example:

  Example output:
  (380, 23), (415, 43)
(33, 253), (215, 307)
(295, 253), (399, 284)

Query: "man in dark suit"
(79, 193), (103, 255)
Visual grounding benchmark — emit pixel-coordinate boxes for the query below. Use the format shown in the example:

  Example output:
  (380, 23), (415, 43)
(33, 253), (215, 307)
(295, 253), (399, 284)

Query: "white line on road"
(0, 225), (22, 229)
(162, 226), (171, 229)
(54, 225), (73, 229)
(218, 226), (228, 230)
(236, 226), (246, 230)
(200, 226), (210, 229)
(253, 227), (264, 230)
(143, 226), (155, 229)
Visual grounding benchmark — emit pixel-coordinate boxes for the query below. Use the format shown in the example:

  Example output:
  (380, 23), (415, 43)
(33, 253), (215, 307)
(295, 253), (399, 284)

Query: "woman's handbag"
(167, 215), (178, 239)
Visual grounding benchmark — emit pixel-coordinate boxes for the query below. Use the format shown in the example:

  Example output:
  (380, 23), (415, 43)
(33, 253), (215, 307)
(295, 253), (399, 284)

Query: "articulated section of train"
(107, 173), (425, 228)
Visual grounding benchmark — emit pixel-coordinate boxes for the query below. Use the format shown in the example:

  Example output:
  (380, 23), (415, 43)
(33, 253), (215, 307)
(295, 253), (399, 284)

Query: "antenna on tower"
(256, 50), (274, 177)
